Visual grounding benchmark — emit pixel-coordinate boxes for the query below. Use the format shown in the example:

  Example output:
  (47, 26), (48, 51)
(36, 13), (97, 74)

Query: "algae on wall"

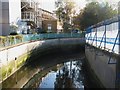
(1, 52), (29, 81)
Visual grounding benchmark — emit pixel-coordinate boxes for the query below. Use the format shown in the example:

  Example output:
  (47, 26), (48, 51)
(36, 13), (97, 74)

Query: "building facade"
(0, 0), (21, 36)
(21, 0), (42, 34)
(0, 1), (9, 36)
(37, 8), (42, 28)
(42, 20), (57, 33)
(42, 9), (56, 20)
(0, 0), (62, 35)
(41, 9), (62, 33)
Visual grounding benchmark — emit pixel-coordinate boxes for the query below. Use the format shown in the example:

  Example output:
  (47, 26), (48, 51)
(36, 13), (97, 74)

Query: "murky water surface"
(37, 60), (84, 89)
(2, 48), (99, 89)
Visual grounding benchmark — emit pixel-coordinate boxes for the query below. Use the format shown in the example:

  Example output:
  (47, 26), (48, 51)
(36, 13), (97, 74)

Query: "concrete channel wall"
(85, 15), (120, 88)
(85, 45), (118, 88)
(0, 38), (85, 66)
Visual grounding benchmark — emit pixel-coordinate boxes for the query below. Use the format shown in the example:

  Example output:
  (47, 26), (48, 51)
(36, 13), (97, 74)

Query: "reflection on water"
(38, 60), (84, 89)
(2, 47), (86, 88)
(39, 71), (56, 88)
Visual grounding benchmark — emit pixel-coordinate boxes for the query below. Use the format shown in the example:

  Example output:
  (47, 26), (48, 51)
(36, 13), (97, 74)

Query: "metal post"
(91, 29), (97, 46)
(70, 61), (72, 78)
(89, 30), (92, 44)
(96, 26), (97, 47)
(99, 22), (106, 49)
(104, 22), (106, 49)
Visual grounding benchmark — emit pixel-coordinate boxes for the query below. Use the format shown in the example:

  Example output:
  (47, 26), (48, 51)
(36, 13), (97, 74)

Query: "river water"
(2, 46), (100, 89)
(38, 60), (84, 89)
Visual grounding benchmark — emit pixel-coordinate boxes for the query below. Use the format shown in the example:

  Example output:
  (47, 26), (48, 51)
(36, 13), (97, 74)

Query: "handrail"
(0, 33), (84, 49)
(108, 30), (120, 64)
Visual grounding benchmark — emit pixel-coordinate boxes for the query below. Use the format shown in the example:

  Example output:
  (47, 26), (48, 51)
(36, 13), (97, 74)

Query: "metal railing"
(85, 15), (120, 64)
(0, 33), (84, 49)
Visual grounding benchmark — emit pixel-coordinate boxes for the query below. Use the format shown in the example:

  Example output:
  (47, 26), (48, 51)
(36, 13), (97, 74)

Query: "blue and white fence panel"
(86, 16), (120, 55)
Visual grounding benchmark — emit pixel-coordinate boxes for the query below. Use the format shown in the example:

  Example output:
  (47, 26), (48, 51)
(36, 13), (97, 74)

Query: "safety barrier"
(86, 16), (120, 64)
(0, 33), (84, 49)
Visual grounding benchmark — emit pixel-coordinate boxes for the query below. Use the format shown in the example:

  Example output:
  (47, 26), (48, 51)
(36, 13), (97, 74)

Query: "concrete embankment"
(85, 45), (119, 88)
(0, 38), (85, 88)
(0, 38), (85, 66)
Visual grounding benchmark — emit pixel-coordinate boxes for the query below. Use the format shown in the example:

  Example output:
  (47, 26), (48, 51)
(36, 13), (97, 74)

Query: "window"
(48, 24), (52, 32)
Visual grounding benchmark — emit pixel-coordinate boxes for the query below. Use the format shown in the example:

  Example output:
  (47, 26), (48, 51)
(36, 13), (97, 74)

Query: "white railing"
(86, 16), (120, 64)
(86, 16), (119, 54)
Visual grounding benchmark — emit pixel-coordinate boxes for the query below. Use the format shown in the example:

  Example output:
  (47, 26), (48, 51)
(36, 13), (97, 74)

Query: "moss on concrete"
(1, 53), (29, 81)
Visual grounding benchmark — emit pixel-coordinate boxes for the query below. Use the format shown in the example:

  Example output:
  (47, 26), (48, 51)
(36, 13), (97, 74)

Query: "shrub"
(8, 67), (12, 74)
(10, 32), (18, 35)
(15, 35), (23, 42)
(8, 36), (15, 44)
(2, 70), (7, 79)
(0, 36), (7, 46)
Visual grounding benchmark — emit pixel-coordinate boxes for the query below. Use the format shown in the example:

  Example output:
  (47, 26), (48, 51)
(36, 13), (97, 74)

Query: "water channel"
(2, 46), (100, 89)
(38, 60), (84, 89)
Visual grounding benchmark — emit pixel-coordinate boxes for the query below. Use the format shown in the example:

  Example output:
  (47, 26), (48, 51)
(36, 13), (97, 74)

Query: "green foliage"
(8, 36), (15, 44)
(2, 53), (28, 81)
(0, 36), (7, 46)
(0, 35), (23, 47)
(55, 0), (75, 32)
(10, 25), (18, 31)
(15, 35), (23, 41)
(73, 1), (117, 30)
(8, 67), (12, 74)
(10, 32), (18, 35)
(2, 69), (7, 79)
(63, 22), (71, 33)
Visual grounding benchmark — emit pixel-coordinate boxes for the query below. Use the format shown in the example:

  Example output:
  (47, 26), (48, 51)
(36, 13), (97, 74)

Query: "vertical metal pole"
(96, 26), (97, 47)
(89, 30), (92, 44)
(104, 22), (106, 50)
(70, 61), (72, 78)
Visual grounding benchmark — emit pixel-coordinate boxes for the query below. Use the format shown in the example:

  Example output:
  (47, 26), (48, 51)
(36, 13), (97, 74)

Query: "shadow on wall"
(1, 38), (85, 88)
(25, 42), (85, 69)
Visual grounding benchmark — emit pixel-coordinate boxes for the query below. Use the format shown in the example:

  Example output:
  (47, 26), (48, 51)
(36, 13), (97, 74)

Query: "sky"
(40, 0), (87, 12)
(40, 0), (119, 12)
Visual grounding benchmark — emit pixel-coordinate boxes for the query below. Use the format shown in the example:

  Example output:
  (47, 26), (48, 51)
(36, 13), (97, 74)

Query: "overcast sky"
(40, 0), (119, 12)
